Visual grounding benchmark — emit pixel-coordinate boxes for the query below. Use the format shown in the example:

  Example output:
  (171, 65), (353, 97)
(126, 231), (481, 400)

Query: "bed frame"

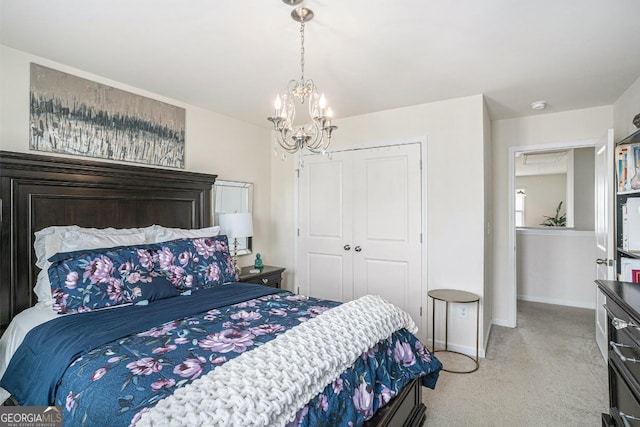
(0, 150), (426, 426)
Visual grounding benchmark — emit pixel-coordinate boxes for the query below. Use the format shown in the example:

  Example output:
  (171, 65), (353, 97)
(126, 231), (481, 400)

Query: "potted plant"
(541, 201), (566, 227)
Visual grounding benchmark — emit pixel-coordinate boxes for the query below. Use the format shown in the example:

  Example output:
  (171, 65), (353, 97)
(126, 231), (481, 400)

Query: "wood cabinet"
(238, 265), (285, 289)
(597, 280), (640, 426)
(599, 128), (640, 426)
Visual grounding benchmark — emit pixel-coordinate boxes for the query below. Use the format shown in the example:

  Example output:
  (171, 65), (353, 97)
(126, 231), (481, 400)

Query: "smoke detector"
(530, 101), (547, 110)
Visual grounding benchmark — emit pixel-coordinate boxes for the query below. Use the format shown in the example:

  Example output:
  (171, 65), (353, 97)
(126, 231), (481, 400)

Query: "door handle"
(596, 258), (613, 266)
(355, 246), (362, 252)
(344, 245), (351, 251)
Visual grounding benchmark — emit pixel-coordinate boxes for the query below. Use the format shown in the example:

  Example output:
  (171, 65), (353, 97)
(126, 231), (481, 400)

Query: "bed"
(0, 150), (441, 426)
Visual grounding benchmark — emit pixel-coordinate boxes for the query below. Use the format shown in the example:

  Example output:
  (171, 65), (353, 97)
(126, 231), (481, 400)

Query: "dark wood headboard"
(0, 151), (217, 331)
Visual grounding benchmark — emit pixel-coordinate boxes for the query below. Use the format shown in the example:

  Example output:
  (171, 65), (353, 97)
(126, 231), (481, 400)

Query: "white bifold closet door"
(297, 143), (424, 336)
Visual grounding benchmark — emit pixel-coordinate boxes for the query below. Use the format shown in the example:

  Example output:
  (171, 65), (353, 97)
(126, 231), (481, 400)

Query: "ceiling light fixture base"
(281, 0), (304, 6)
(530, 101), (547, 110)
(291, 7), (314, 23)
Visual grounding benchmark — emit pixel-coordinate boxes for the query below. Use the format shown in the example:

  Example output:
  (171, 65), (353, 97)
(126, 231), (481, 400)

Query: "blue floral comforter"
(2, 283), (441, 426)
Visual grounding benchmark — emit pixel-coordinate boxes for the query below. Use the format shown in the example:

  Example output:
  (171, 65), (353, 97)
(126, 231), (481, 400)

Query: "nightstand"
(238, 265), (285, 289)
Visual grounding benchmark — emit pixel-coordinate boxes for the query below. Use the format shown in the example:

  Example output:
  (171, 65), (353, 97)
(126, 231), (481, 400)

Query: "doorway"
(508, 139), (599, 327)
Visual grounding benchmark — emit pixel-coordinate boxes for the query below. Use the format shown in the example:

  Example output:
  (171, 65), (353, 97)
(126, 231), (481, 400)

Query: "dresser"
(597, 279), (640, 426)
(238, 265), (285, 289)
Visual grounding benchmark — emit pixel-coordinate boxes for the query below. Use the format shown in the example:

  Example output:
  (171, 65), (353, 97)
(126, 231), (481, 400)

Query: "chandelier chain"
(299, 20), (305, 82)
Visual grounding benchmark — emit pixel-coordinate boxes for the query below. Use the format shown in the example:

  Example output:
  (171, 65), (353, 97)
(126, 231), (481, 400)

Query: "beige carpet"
(422, 300), (608, 426)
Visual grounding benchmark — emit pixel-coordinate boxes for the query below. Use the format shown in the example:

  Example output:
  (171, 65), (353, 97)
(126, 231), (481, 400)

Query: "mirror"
(213, 180), (253, 255)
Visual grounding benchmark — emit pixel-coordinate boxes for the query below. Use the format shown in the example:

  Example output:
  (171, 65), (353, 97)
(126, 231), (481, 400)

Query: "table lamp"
(218, 212), (254, 274)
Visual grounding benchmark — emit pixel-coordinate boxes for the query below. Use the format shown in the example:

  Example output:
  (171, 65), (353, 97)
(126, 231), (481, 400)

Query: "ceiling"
(2, 0), (640, 128)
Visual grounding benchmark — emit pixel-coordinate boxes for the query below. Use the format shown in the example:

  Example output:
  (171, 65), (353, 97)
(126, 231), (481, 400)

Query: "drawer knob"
(262, 278), (269, 284)
(603, 304), (639, 330)
(612, 317), (638, 330)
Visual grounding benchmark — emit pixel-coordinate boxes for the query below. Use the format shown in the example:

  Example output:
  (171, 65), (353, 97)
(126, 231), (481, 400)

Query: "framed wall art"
(29, 63), (185, 168)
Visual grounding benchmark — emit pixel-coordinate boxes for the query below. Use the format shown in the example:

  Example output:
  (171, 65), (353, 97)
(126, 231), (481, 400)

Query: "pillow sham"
(35, 225), (155, 269)
(48, 245), (160, 314)
(153, 226), (221, 243)
(59, 229), (147, 252)
(154, 235), (238, 291)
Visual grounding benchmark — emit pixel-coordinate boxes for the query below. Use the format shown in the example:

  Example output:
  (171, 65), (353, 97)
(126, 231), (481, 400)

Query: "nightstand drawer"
(243, 275), (281, 288)
(238, 265), (285, 289)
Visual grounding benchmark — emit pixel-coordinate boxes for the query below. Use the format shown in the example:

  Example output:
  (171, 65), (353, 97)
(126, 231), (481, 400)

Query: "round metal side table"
(428, 288), (480, 373)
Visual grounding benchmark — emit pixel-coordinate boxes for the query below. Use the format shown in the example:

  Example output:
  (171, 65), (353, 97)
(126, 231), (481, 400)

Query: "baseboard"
(517, 295), (595, 309)
(431, 339), (485, 358)
(491, 318), (514, 328)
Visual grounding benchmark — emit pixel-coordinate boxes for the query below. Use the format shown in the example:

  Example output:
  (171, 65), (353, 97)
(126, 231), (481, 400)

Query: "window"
(515, 188), (526, 227)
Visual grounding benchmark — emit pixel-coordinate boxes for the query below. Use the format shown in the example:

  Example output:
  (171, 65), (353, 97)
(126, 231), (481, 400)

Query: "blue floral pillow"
(48, 245), (162, 314)
(153, 235), (238, 291)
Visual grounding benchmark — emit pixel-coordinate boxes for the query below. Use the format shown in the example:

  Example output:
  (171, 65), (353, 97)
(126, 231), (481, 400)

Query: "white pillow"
(59, 229), (147, 252)
(154, 226), (221, 243)
(34, 225), (80, 269)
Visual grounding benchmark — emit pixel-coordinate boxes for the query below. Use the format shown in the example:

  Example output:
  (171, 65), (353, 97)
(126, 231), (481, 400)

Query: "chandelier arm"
(305, 121), (324, 151)
(275, 130), (299, 152)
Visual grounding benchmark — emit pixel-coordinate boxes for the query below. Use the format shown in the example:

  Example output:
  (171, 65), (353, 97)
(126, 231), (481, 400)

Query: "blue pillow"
(47, 244), (159, 314)
(131, 275), (181, 305)
(153, 235), (239, 291)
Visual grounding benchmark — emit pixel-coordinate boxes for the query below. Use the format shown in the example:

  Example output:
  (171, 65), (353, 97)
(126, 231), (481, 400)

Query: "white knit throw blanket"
(137, 295), (417, 427)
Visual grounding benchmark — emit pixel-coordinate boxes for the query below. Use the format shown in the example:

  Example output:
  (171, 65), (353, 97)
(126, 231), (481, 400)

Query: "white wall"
(614, 75), (640, 140)
(516, 229), (596, 308)
(483, 99), (493, 352)
(574, 147), (595, 231)
(0, 45), (272, 267)
(271, 94), (489, 357)
(492, 105), (614, 326)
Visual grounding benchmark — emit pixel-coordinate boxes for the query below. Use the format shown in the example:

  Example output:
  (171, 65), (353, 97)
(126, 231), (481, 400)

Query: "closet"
(296, 143), (424, 334)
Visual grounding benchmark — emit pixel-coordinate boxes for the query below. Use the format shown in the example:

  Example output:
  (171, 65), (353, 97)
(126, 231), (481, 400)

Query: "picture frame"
(29, 63), (186, 168)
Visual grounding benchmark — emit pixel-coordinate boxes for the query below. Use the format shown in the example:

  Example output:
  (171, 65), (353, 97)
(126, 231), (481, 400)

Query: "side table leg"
(431, 297), (435, 353)
(475, 300), (479, 364)
(445, 301), (449, 351)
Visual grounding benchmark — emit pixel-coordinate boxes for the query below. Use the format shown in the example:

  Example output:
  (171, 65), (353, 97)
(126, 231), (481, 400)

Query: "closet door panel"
(352, 144), (423, 337)
(298, 152), (353, 301)
(360, 258), (409, 310)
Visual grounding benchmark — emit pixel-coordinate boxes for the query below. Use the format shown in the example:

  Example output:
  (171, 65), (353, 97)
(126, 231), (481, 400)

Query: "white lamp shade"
(218, 213), (254, 239)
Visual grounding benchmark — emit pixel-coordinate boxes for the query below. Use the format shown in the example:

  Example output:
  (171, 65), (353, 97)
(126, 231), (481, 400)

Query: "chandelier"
(267, 6), (337, 155)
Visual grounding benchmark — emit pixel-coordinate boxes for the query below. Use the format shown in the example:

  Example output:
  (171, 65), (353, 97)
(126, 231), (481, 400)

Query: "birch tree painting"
(29, 63), (185, 168)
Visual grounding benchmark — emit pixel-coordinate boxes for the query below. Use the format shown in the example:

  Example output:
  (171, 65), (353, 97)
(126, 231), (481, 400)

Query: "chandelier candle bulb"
(274, 95), (282, 116)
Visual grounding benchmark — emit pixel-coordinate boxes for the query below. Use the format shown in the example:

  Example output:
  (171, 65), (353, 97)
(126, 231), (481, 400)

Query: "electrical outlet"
(459, 305), (468, 319)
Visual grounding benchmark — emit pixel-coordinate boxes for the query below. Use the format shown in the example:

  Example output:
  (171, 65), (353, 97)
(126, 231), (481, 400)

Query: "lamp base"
(232, 238), (241, 275)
